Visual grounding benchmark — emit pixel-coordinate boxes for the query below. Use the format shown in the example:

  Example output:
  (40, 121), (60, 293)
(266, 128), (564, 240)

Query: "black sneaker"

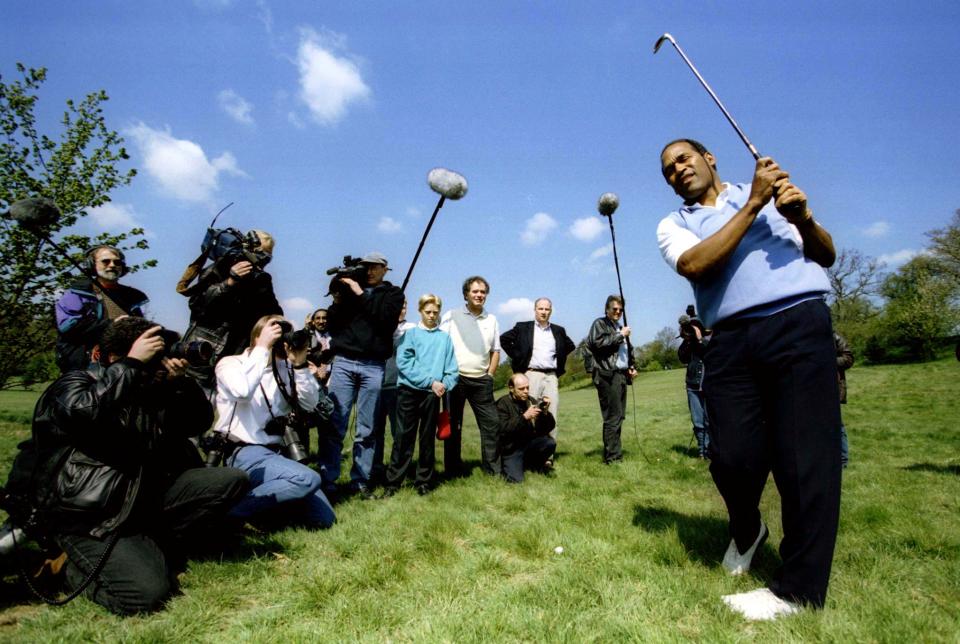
(356, 484), (376, 501)
(415, 484), (431, 496)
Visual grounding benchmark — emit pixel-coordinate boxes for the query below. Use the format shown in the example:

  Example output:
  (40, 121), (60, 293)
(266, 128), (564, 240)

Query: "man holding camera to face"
(320, 252), (405, 499)
(496, 373), (556, 483)
(213, 315), (335, 529)
(178, 229), (282, 397)
(24, 317), (249, 615)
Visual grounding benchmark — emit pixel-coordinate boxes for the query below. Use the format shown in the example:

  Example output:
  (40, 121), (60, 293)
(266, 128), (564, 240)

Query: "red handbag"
(436, 397), (451, 440)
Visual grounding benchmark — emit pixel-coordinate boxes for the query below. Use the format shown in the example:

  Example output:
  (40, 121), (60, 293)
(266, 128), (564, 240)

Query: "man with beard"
(55, 245), (148, 373)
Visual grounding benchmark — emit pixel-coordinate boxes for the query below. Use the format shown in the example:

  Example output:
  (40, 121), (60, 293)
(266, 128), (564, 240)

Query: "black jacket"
(586, 316), (633, 372)
(327, 281), (404, 361)
(182, 262), (282, 385)
(678, 335), (708, 390)
(28, 359), (214, 537)
(500, 321), (576, 377)
(496, 394), (556, 454)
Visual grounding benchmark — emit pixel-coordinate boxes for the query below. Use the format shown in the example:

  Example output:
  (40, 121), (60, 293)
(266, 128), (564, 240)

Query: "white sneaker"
(721, 520), (768, 575)
(722, 587), (799, 621)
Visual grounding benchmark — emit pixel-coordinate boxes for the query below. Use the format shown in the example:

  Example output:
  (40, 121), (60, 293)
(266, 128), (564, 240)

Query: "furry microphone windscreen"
(597, 192), (620, 217)
(427, 168), (468, 200)
(7, 197), (61, 231)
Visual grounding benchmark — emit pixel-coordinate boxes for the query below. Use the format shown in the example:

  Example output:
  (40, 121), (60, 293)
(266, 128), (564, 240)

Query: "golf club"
(654, 33), (761, 160)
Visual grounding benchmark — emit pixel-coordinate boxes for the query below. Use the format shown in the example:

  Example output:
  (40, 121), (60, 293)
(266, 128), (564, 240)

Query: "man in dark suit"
(499, 298), (575, 448)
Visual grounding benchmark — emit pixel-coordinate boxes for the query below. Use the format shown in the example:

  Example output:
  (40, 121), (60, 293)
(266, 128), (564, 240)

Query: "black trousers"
(386, 385), (439, 487)
(57, 467), (248, 615)
(502, 435), (556, 483)
(446, 374), (501, 475)
(704, 299), (842, 607)
(594, 369), (627, 462)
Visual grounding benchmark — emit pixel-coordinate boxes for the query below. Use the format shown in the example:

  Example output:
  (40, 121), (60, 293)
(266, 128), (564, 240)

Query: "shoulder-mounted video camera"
(325, 255), (368, 296)
(202, 227), (271, 272)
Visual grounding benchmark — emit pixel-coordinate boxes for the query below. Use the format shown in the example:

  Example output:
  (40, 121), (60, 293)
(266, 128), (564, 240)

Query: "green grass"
(0, 360), (957, 641)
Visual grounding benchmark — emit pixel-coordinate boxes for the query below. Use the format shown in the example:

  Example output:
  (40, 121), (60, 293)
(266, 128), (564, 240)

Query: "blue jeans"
(372, 385), (399, 483)
(840, 421), (849, 465)
(226, 445), (335, 528)
(686, 388), (711, 456)
(322, 356), (385, 489)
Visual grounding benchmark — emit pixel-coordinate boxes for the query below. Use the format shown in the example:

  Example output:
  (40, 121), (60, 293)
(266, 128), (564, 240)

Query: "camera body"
(537, 399), (549, 412)
(264, 414), (309, 463)
(272, 320), (311, 353)
(200, 431), (229, 467)
(325, 255), (368, 297)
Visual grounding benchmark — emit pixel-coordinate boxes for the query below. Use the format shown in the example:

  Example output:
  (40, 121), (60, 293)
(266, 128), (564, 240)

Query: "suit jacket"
(500, 321), (576, 377)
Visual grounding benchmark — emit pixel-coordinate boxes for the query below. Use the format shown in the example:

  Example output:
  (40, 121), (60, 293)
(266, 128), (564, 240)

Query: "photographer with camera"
(496, 373), (556, 483)
(319, 252), (404, 499)
(16, 317), (249, 615)
(213, 315), (335, 529)
(178, 229), (282, 397)
(677, 305), (711, 459)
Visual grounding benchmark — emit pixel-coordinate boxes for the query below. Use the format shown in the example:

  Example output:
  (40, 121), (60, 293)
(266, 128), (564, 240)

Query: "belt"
(527, 368), (556, 373)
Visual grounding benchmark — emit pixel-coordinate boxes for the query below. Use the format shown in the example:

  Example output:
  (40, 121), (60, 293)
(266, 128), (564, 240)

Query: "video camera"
(678, 305), (704, 340)
(202, 227), (271, 272)
(326, 255), (367, 282)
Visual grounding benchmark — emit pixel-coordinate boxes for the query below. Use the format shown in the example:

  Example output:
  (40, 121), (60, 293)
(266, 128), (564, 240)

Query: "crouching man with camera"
(25, 317), (249, 615)
(214, 315), (336, 529)
(496, 374), (556, 483)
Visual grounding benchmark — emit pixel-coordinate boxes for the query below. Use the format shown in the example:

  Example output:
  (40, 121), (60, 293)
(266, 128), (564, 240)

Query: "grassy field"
(0, 359), (956, 642)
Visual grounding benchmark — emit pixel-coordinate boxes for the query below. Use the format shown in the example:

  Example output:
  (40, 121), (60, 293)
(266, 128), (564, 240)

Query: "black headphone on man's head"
(84, 245), (129, 277)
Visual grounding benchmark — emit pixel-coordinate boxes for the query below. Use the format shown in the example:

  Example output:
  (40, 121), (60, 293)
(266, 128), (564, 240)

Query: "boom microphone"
(597, 192), (620, 217)
(427, 168), (468, 200)
(401, 167), (470, 292)
(7, 197), (61, 231)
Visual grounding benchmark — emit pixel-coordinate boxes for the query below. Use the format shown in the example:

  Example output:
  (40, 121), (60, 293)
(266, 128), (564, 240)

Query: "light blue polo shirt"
(657, 183), (830, 327)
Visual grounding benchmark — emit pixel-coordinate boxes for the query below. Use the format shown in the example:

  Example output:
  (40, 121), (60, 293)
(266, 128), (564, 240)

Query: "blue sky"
(4, 1), (960, 344)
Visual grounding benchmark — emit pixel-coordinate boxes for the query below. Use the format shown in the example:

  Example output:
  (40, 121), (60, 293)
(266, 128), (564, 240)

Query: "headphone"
(84, 245), (129, 277)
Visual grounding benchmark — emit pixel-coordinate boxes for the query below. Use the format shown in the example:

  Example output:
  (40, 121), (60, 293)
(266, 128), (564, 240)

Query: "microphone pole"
(400, 168), (469, 293)
(597, 193), (634, 368)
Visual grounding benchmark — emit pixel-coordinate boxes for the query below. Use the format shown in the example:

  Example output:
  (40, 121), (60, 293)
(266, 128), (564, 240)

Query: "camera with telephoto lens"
(157, 329), (214, 366)
(264, 414), (309, 463)
(200, 431), (229, 467)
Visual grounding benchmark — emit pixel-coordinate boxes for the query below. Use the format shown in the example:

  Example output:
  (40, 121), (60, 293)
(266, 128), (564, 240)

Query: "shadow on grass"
(903, 462), (960, 476)
(631, 504), (778, 574)
(669, 444), (700, 458)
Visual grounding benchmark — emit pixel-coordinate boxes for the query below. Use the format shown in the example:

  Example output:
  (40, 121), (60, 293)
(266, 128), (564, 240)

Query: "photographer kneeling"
(496, 374), (556, 483)
(214, 315), (335, 529)
(29, 317), (249, 616)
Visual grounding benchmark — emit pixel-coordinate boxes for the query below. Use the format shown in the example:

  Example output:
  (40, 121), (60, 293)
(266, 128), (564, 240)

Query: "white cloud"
(87, 202), (139, 230)
(589, 244), (613, 260)
(569, 216), (605, 242)
(296, 28), (371, 125)
(878, 249), (918, 266)
(126, 122), (248, 203)
(218, 89), (254, 125)
(405, 206), (421, 218)
(863, 221), (890, 238)
(282, 297), (313, 313)
(520, 212), (558, 246)
(377, 216), (402, 234)
(497, 298), (535, 321)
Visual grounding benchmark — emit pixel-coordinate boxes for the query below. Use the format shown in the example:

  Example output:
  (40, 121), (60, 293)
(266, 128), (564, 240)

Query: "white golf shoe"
(722, 587), (799, 621)
(721, 520), (768, 575)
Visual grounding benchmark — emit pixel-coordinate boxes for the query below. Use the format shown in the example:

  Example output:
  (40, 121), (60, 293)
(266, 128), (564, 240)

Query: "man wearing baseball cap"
(319, 252), (404, 499)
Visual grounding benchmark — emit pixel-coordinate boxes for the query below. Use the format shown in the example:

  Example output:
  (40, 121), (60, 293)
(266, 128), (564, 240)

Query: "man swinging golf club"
(657, 138), (842, 621)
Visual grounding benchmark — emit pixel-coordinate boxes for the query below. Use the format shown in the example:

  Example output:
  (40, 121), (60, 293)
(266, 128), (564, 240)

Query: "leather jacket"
(586, 316), (632, 372)
(29, 359), (213, 537)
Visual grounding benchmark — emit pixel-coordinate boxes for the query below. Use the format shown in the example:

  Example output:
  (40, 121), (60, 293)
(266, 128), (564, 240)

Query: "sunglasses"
(99, 258), (125, 266)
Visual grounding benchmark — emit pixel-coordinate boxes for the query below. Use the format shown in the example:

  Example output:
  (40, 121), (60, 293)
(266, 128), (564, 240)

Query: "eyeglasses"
(609, 307), (623, 313)
(98, 258), (125, 266)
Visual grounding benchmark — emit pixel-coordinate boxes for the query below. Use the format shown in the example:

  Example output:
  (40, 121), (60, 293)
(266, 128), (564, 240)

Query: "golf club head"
(427, 168), (468, 200)
(653, 33), (676, 54)
(597, 192), (620, 217)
